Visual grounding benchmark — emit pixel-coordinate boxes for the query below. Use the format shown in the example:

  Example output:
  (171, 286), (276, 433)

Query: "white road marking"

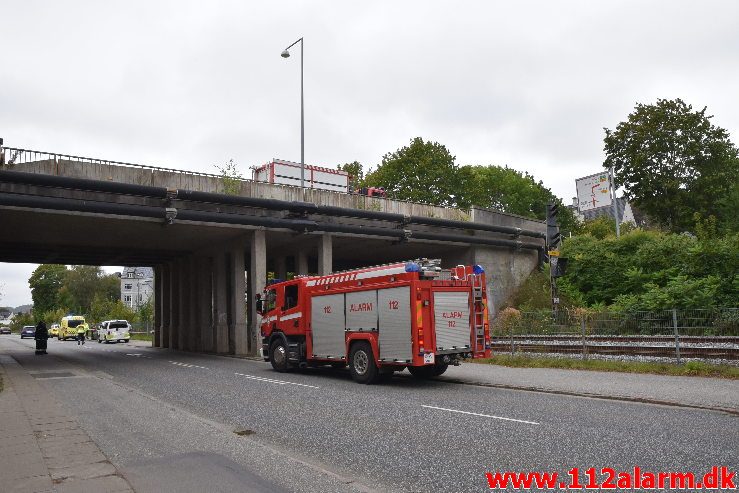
(234, 372), (319, 389)
(169, 361), (209, 369)
(421, 405), (540, 425)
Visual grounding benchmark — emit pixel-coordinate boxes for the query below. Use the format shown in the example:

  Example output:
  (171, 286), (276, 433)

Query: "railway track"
(489, 339), (739, 360)
(494, 334), (739, 344)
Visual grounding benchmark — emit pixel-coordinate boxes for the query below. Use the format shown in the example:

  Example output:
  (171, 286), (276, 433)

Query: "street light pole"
(281, 37), (305, 192)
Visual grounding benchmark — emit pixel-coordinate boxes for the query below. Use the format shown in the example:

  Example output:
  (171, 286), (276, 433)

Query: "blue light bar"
(405, 262), (421, 272)
(473, 264), (485, 275)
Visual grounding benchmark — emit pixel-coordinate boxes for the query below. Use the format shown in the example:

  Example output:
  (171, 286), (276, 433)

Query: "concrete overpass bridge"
(0, 143), (546, 356)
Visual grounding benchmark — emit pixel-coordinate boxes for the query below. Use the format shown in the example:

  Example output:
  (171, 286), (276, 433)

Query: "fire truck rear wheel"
(431, 363), (449, 376)
(349, 342), (379, 384)
(269, 339), (290, 372)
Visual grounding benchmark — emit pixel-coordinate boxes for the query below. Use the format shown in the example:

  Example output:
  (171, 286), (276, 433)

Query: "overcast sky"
(1, 0), (738, 307)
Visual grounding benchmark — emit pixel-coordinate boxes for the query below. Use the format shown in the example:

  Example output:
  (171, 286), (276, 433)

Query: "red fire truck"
(257, 259), (491, 384)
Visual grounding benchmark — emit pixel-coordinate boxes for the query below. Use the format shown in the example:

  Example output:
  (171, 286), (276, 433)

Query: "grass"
(129, 332), (153, 342)
(472, 355), (739, 379)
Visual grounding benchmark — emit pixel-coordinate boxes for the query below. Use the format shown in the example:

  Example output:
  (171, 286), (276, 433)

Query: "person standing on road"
(35, 320), (49, 355)
(76, 324), (86, 345)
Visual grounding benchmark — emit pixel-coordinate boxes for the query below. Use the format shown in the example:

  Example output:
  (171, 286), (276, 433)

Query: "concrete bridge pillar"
(177, 258), (189, 351)
(154, 265), (163, 348)
(249, 230), (266, 356)
(198, 256), (213, 352)
(296, 249), (309, 275)
(213, 251), (229, 354)
(160, 264), (171, 348)
(275, 256), (287, 281)
(187, 256), (199, 352)
(230, 240), (248, 355)
(169, 260), (180, 350)
(318, 233), (332, 275)
(470, 245), (539, 318)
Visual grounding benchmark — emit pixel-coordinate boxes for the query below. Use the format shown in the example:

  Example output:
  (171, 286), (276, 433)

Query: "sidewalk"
(0, 353), (134, 493)
(440, 362), (739, 413)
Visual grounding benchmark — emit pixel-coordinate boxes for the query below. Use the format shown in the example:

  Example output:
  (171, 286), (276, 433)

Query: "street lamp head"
(281, 50), (290, 58)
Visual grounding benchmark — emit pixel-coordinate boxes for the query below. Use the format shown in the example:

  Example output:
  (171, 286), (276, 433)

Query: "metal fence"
(0, 145), (225, 179)
(491, 308), (739, 362)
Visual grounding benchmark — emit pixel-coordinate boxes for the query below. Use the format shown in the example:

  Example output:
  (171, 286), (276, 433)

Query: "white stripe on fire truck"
(281, 312), (302, 321)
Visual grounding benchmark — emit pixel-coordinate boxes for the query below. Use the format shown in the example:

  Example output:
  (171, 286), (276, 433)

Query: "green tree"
(337, 161), (365, 190)
(557, 229), (738, 309)
(136, 299), (154, 331)
(215, 159), (243, 195)
(459, 164), (579, 235)
(578, 216), (636, 240)
(28, 264), (67, 314)
(10, 311), (34, 333)
(364, 137), (464, 206)
(62, 266), (119, 315)
(603, 98), (739, 233)
(89, 295), (136, 324)
(42, 308), (67, 327)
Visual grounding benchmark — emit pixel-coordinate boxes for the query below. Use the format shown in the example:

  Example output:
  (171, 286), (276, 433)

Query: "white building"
(569, 196), (636, 225)
(120, 267), (154, 309)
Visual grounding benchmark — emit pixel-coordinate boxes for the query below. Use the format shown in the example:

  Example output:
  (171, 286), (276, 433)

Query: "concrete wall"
(442, 245), (538, 318)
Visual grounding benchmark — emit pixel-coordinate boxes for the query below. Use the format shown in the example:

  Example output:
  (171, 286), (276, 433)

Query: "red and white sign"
(575, 172), (612, 212)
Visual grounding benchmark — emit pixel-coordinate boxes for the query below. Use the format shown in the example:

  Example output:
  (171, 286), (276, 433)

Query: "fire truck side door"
(277, 282), (301, 333)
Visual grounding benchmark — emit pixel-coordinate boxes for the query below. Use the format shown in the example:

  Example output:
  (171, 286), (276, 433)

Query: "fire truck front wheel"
(349, 342), (379, 384)
(269, 339), (290, 372)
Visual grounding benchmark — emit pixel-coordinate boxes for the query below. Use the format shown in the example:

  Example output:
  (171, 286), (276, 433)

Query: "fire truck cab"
(258, 259), (491, 384)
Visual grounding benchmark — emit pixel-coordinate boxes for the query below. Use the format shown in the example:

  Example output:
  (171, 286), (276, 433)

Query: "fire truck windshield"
(265, 289), (276, 312)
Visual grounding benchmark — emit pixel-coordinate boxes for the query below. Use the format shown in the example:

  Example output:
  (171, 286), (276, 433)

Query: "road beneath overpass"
(2, 336), (736, 492)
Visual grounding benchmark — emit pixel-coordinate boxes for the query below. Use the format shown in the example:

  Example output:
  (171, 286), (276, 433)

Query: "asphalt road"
(3, 335), (738, 492)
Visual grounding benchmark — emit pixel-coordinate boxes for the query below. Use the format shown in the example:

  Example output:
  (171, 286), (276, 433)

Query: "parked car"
(20, 326), (36, 339)
(49, 323), (60, 337)
(97, 320), (131, 343)
(0, 326), (11, 335)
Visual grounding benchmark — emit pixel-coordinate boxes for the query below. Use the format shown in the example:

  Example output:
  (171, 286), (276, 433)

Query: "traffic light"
(546, 202), (561, 250)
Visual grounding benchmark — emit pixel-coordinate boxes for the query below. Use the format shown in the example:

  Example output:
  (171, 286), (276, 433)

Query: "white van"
(97, 320), (131, 343)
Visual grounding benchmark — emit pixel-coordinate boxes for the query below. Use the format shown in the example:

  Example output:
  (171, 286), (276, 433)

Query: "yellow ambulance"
(59, 315), (87, 341)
